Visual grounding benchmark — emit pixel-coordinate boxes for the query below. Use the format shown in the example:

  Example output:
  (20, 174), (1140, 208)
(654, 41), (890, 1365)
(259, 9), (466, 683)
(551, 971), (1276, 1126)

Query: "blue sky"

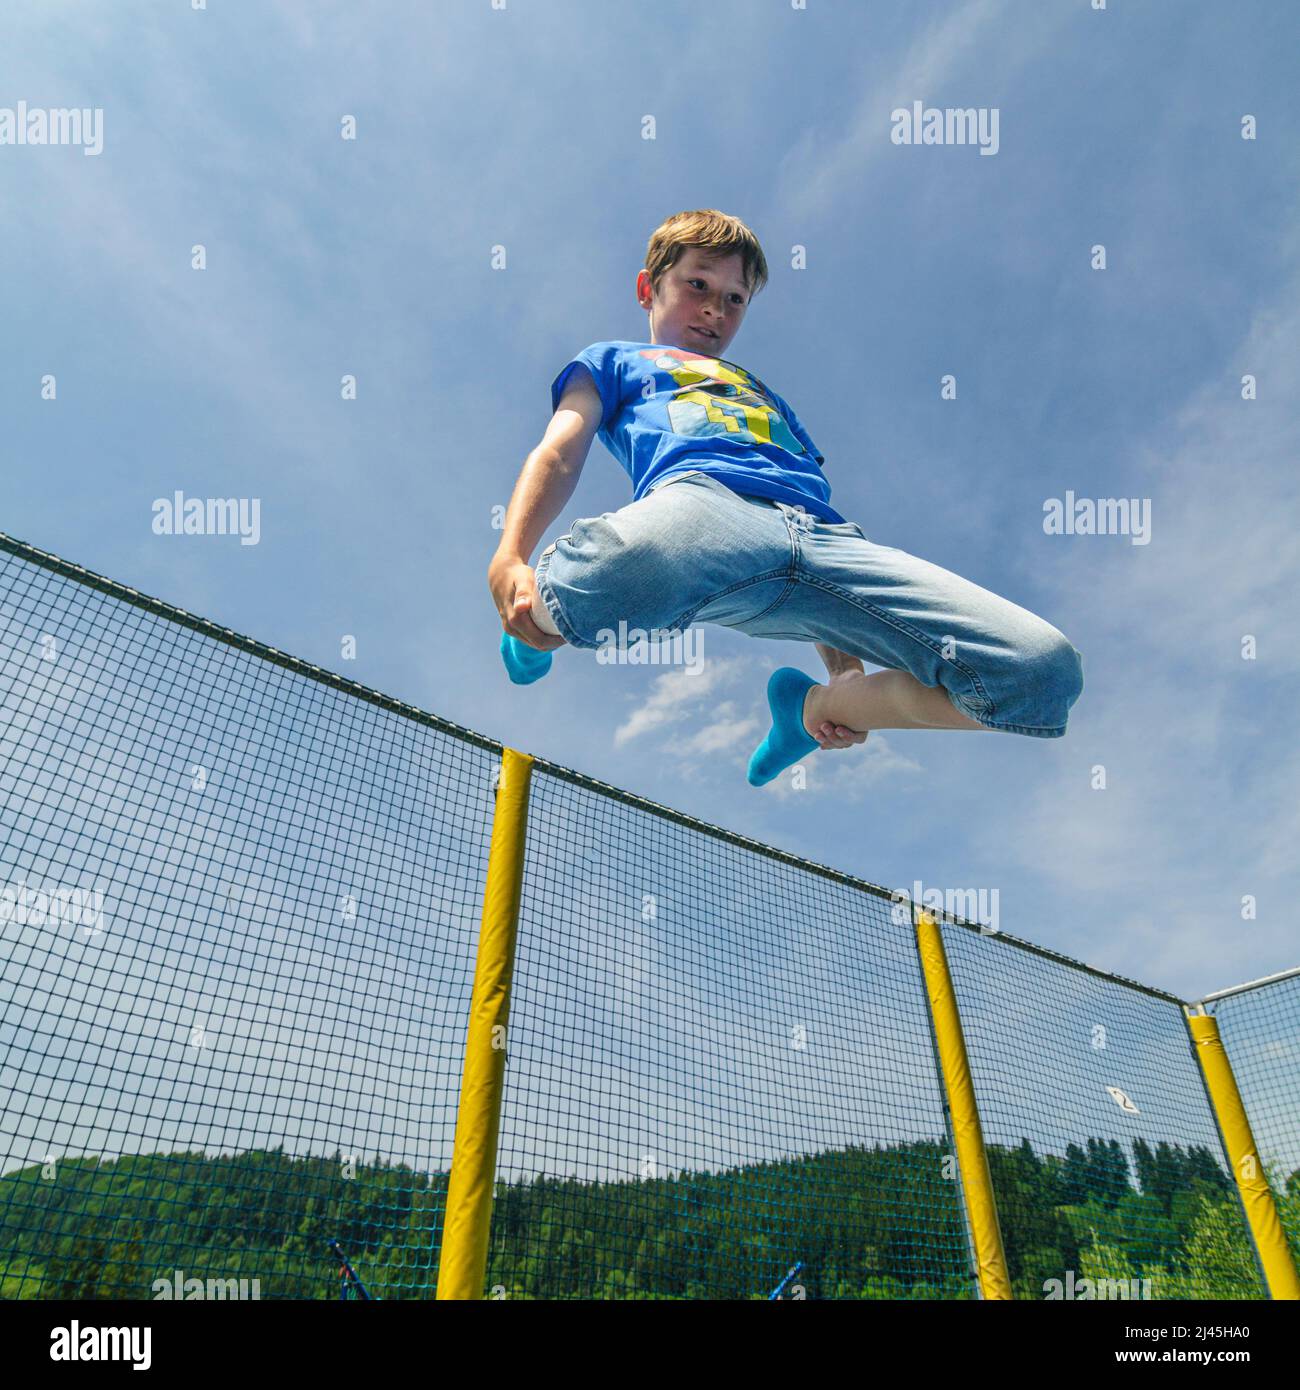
(3, 0), (1297, 1021)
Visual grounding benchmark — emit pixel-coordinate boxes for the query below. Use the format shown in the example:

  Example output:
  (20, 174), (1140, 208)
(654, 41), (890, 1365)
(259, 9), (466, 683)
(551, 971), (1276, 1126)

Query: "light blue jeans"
(532, 470), (1083, 737)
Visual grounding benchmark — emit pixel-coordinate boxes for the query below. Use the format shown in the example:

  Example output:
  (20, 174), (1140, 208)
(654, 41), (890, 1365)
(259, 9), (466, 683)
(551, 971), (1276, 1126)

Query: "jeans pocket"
(655, 469), (711, 490)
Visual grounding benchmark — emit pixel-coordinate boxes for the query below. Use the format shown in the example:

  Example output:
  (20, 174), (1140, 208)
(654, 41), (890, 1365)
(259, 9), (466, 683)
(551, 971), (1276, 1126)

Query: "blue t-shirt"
(549, 341), (844, 523)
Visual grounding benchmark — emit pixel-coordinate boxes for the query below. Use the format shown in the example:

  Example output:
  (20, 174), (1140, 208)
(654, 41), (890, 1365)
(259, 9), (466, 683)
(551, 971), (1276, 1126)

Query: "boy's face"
(637, 247), (751, 357)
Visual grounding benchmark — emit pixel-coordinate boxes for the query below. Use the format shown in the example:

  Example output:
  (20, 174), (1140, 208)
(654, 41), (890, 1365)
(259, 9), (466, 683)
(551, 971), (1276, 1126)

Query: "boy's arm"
(815, 642), (864, 677)
(488, 371), (604, 645)
(493, 370), (602, 560)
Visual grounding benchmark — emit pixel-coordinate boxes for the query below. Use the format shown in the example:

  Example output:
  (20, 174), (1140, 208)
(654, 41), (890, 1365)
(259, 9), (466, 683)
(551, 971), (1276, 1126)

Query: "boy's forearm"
(816, 642), (865, 676)
(494, 445), (581, 562)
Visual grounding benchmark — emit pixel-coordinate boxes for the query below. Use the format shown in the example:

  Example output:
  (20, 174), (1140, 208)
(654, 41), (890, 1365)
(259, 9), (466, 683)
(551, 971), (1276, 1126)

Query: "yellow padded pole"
(1186, 1010), (1300, 1300)
(436, 747), (534, 1300)
(914, 907), (1013, 1300)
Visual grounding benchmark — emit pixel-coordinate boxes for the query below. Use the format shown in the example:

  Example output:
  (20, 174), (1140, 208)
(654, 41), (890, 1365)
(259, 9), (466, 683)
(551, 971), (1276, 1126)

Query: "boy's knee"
(548, 521), (701, 642)
(1026, 631), (1083, 717)
(530, 595), (563, 638)
(1053, 637), (1084, 704)
(537, 526), (660, 649)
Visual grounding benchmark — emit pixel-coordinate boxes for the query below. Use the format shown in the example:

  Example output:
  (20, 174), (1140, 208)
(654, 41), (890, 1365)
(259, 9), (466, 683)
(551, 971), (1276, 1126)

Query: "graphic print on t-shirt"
(639, 348), (808, 458)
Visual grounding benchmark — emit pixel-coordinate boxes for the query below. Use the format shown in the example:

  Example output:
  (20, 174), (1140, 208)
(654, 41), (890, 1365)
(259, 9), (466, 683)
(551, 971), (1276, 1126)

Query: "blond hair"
(644, 209), (769, 299)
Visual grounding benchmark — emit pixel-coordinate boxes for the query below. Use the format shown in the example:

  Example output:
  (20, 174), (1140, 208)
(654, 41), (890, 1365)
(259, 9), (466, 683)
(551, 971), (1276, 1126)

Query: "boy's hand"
(813, 721), (868, 749)
(489, 555), (566, 651)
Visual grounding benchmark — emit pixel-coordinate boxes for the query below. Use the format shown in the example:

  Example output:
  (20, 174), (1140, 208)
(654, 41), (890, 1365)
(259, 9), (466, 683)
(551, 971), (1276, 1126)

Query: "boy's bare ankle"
(803, 679), (840, 736)
(808, 669), (874, 738)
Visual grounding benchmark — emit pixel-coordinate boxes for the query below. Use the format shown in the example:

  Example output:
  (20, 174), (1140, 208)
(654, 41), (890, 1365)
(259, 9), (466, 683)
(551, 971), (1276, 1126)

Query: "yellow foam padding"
(1187, 1011), (1300, 1300)
(915, 909), (1013, 1300)
(436, 747), (534, 1300)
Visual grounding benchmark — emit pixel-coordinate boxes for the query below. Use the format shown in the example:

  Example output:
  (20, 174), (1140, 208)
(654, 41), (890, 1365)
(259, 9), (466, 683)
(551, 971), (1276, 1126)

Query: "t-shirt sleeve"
(770, 388), (825, 467)
(549, 343), (620, 430)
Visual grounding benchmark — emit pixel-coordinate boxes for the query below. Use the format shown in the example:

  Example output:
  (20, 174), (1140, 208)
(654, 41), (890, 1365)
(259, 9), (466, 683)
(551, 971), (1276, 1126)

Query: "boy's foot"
(747, 667), (822, 786)
(501, 631), (553, 684)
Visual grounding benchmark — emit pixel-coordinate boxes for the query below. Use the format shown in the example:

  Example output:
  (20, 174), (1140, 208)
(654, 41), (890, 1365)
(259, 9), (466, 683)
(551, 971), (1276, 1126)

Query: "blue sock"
(501, 631), (553, 685)
(747, 667), (821, 786)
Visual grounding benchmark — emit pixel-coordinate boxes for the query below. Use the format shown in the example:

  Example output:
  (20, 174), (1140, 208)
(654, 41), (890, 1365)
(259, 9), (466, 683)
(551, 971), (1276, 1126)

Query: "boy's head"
(637, 209), (768, 358)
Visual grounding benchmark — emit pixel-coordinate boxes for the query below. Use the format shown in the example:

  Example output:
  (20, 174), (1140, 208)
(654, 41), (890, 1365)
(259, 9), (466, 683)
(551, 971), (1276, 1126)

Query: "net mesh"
(940, 922), (1264, 1299)
(486, 768), (971, 1299)
(0, 539), (491, 1298)
(1208, 976), (1300, 1265)
(0, 534), (1294, 1300)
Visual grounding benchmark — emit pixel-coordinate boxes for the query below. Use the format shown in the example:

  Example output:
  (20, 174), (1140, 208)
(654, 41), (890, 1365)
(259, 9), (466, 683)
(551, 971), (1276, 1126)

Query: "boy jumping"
(488, 209), (1083, 786)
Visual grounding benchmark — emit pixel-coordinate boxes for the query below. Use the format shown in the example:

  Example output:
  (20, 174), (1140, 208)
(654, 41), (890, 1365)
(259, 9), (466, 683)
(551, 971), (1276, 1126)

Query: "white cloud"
(755, 731), (924, 801)
(612, 655), (747, 746)
(773, 0), (1063, 220)
(987, 249), (1300, 993)
(612, 649), (926, 795)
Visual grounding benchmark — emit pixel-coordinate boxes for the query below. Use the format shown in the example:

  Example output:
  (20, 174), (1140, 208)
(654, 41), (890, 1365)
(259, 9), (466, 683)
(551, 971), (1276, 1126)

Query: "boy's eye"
(690, 279), (745, 305)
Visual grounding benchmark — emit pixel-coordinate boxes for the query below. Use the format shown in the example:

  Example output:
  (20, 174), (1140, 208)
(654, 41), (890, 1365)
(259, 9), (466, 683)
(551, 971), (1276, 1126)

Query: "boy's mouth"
(690, 325), (718, 341)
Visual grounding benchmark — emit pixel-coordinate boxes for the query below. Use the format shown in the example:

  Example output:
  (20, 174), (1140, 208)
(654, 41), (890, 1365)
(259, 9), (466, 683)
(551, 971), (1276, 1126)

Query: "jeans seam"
(670, 568), (796, 630)
(792, 566), (997, 714)
(673, 512), (802, 629)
